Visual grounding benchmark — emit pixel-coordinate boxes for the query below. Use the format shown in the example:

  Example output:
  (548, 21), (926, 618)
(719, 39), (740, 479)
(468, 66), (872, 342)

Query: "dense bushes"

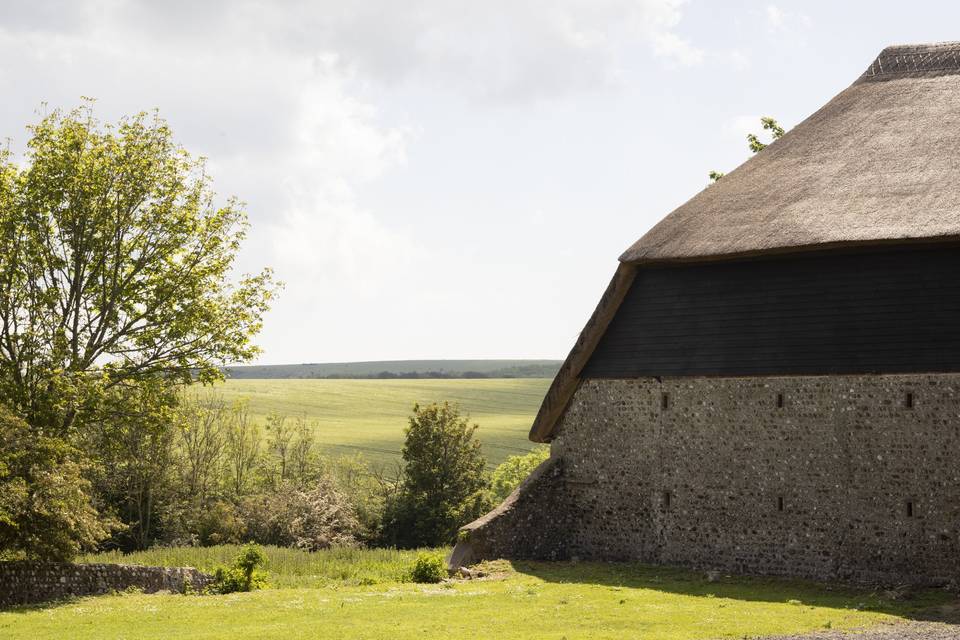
(0, 406), (113, 560)
(409, 552), (446, 583)
(96, 391), (370, 553)
(240, 478), (358, 550)
(1, 386), (546, 560)
(210, 544), (268, 594)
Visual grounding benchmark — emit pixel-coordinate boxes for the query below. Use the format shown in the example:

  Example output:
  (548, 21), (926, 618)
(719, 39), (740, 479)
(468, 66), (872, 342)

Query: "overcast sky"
(2, 1), (958, 364)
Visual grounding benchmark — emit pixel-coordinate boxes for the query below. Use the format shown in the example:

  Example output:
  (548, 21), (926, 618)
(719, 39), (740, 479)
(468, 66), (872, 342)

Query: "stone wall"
(455, 373), (960, 586)
(451, 457), (569, 568)
(0, 562), (213, 607)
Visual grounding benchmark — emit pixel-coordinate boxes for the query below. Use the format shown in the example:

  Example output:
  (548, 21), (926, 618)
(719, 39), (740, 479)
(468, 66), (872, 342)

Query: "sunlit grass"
(4, 555), (949, 640)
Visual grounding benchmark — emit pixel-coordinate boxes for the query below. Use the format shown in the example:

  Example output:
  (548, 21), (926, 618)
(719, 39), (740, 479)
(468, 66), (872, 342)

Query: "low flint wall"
(0, 561), (213, 607)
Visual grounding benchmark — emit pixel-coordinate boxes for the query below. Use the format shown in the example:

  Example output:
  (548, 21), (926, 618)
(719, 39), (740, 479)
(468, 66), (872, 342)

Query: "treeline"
(224, 363), (561, 379)
(319, 366), (556, 379)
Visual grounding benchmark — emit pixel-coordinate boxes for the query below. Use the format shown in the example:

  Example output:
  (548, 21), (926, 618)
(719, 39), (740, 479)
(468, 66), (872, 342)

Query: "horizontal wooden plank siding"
(582, 245), (960, 378)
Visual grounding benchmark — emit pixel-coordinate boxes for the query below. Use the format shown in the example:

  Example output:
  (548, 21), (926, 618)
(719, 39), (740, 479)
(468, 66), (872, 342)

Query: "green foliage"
(209, 544), (268, 594)
(85, 378), (180, 550)
(0, 405), (112, 560)
(382, 402), (493, 548)
(239, 477), (358, 550)
(234, 544), (268, 588)
(322, 453), (387, 543)
(409, 551), (446, 583)
(0, 103), (278, 559)
(0, 103), (278, 436)
(91, 383), (367, 552)
(191, 499), (247, 546)
(489, 446), (550, 502)
(746, 116), (786, 153)
(710, 116), (786, 183)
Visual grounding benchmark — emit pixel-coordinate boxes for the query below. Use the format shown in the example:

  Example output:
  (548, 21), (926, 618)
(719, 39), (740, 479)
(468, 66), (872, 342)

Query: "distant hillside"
(224, 359), (562, 379)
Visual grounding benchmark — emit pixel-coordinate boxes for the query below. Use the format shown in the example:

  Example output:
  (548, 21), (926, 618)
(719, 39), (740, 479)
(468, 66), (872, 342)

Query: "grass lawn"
(214, 378), (551, 468)
(2, 547), (951, 640)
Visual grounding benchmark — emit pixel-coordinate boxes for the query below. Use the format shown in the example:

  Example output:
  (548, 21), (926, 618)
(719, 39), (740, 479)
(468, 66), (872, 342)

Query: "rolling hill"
(223, 359), (561, 379)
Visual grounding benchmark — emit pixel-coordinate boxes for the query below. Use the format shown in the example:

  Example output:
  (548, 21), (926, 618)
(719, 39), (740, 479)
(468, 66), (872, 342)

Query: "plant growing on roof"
(709, 116), (786, 182)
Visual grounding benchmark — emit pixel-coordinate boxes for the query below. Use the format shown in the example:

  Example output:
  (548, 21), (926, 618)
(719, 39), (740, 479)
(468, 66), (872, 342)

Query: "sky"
(2, 0), (959, 364)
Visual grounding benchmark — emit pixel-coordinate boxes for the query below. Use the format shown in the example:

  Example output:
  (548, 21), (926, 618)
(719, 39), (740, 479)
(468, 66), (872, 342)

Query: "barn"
(451, 42), (960, 585)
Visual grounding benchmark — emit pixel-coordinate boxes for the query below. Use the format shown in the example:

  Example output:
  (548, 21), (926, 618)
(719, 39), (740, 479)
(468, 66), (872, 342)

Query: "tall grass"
(78, 545), (449, 588)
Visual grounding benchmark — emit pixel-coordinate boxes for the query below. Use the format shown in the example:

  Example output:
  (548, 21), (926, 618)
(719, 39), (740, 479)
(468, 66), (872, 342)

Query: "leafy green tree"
(489, 446), (550, 502)
(86, 378), (179, 550)
(224, 399), (261, 497)
(265, 413), (293, 489)
(709, 116), (785, 182)
(0, 103), (279, 436)
(0, 405), (113, 560)
(382, 402), (492, 547)
(177, 390), (228, 504)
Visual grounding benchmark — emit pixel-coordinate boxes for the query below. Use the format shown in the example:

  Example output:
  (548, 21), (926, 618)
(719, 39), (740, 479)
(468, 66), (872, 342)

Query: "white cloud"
(764, 4), (813, 32)
(74, 0), (703, 102)
(0, 0), (707, 362)
(766, 5), (786, 29)
(269, 74), (414, 292)
(650, 31), (704, 66)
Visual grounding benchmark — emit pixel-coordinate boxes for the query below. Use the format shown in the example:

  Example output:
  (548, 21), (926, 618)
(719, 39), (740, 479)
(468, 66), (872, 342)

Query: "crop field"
(3, 546), (950, 640)
(213, 378), (552, 468)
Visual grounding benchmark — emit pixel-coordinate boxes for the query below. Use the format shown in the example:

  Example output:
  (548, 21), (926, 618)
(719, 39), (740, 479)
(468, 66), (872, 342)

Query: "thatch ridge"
(860, 42), (960, 82)
(619, 42), (960, 265)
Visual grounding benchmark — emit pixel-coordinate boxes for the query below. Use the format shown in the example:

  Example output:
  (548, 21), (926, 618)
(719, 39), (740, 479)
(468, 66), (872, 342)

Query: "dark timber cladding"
(582, 244), (960, 378)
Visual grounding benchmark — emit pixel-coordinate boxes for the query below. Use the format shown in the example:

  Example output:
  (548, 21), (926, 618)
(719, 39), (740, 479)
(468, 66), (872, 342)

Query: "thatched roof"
(621, 42), (960, 264)
(530, 43), (960, 442)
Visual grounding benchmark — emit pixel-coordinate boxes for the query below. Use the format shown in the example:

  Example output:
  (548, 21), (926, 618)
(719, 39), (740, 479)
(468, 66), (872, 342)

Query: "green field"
(3, 546), (948, 640)
(214, 378), (551, 468)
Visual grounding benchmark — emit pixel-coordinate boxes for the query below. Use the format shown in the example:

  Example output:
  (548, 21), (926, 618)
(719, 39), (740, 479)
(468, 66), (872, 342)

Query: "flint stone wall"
(455, 374), (960, 586)
(0, 562), (213, 607)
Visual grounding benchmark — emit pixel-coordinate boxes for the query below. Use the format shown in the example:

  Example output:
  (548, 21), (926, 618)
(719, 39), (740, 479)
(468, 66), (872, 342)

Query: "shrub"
(323, 454), (387, 544)
(240, 477), (358, 550)
(489, 446), (550, 502)
(381, 402), (493, 548)
(196, 500), (247, 546)
(0, 405), (114, 560)
(409, 552), (446, 584)
(210, 544), (268, 594)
